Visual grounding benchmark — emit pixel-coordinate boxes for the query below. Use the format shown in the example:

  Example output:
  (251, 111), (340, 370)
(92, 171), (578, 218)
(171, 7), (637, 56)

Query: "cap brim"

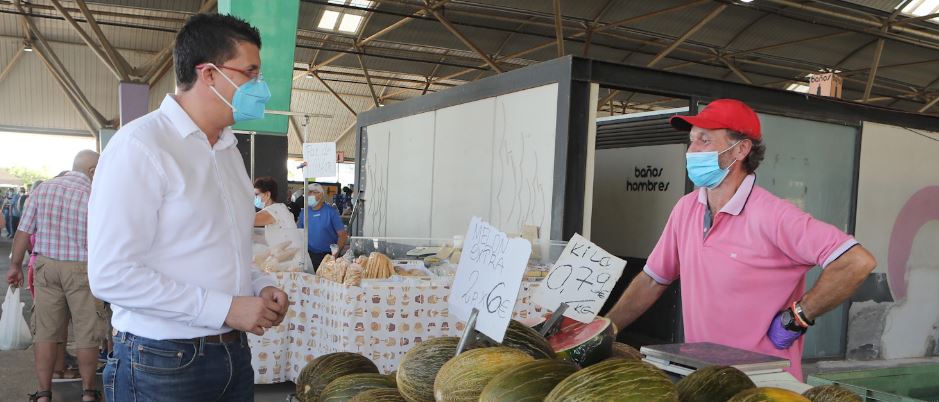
(669, 115), (728, 132)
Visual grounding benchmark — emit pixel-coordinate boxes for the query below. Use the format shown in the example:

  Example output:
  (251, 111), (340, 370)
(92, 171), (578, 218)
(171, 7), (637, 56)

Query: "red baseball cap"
(669, 99), (762, 141)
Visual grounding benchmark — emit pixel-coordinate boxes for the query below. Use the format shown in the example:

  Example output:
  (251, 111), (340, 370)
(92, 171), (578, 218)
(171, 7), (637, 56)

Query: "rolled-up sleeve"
(88, 136), (232, 330)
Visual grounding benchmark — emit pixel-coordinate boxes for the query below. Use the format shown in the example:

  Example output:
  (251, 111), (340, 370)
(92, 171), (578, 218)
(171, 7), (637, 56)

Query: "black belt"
(173, 330), (242, 345)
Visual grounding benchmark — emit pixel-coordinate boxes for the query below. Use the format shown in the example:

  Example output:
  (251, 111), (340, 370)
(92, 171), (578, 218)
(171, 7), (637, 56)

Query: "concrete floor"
(0, 237), (296, 402)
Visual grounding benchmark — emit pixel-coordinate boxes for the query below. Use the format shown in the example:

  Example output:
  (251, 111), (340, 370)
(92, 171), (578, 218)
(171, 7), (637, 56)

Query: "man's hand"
(767, 311), (804, 349)
(259, 286), (289, 326)
(224, 296), (283, 336)
(6, 266), (22, 288)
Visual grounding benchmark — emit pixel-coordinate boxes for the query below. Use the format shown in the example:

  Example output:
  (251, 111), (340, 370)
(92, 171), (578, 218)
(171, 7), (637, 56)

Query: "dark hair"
(254, 176), (278, 202)
(174, 13), (261, 91)
(342, 186), (352, 195)
(729, 131), (765, 173)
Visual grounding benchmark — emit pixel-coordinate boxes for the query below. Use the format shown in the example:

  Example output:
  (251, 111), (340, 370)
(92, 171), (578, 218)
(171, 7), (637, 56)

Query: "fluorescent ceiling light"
(787, 83), (809, 93)
(338, 13), (363, 33)
(900, 0), (939, 22)
(350, 0), (373, 8)
(318, 10), (340, 30)
(328, 0), (346, 4)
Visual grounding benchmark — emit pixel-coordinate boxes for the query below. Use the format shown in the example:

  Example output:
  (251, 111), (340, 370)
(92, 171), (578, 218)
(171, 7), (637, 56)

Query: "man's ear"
(736, 138), (753, 160)
(199, 65), (216, 87)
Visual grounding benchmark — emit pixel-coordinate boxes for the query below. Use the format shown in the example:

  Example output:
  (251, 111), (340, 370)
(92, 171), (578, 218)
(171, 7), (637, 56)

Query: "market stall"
(248, 236), (562, 384)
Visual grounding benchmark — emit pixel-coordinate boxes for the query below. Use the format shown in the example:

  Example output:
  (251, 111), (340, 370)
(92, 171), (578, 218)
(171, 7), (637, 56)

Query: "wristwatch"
(780, 309), (808, 334)
(792, 302), (815, 327)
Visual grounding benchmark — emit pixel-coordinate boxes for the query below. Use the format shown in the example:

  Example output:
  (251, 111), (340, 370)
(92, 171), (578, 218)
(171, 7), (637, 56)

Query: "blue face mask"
(254, 196), (264, 209)
(685, 141), (741, 189)
(307, 196), (318, 207)
(207, 64), (271, 123)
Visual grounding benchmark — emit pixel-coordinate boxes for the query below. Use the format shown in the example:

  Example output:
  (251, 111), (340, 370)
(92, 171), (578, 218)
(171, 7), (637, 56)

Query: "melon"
(350, 388), (407, 402)
(546, 316), (614, 367)
(321, 373), (396, 402)
(803, 385), (862, 402)
(475, 319), (555, 359)
(677, 365), (756, 402)
(545, 358), (678, 402)
(729, 387), (811, 402)
(296, 352), (379, 402)
(397, 337), (459, 402)
(433, 347), (534, 402)
(479, 359), (578, 402)
(610, 342), (643, 361)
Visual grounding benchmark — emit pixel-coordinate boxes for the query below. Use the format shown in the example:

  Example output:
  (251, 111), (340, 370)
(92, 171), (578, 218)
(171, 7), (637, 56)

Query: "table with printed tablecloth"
(248, 271), (546, 384)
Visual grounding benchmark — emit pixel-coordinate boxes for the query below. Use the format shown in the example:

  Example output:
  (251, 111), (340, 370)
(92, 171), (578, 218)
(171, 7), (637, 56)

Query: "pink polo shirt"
(644, 174), (857, 380)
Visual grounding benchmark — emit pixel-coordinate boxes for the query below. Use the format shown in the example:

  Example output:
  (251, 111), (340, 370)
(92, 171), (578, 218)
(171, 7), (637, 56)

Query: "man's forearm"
(800, 246), (876, 321)
(9, 230), (31, 268)
(606, 271), (668, 331)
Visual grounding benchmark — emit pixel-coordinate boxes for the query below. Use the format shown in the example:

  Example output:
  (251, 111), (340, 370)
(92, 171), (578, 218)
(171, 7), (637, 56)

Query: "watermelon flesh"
(546, 315), (614, 367)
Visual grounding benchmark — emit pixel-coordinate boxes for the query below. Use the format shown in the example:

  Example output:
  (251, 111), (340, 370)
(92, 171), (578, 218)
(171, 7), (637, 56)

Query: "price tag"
(532, 233), (626, 323)
(302, 142), (337, 178)
(449, 217), (531, 343)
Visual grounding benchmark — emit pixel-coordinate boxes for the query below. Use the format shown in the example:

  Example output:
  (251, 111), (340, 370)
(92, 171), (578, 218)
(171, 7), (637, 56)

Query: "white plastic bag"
(0, 286), (32, 350)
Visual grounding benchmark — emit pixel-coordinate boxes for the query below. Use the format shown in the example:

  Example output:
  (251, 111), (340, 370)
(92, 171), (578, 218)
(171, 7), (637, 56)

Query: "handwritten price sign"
(449, 217), (531, 343)
(532, 233), (626, 323)
(302, 142), (337, 178)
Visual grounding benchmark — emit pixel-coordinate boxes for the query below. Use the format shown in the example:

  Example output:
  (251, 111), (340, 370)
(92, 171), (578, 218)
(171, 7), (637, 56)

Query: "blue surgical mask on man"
(205, 64), (271, 123)
(307, 196), (318, 207)
(685, 140), (741, 189)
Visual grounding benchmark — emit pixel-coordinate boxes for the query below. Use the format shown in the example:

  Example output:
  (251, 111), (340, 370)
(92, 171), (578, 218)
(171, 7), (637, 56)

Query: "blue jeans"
(104, 331), (254, 402)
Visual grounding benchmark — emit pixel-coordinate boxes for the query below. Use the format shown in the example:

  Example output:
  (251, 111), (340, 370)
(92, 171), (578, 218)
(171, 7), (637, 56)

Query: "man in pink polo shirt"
(606, 99), (876, 380)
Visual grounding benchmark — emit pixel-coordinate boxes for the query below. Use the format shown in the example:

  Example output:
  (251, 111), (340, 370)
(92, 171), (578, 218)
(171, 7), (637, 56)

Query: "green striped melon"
(476, 319), (556, 359)
(546, 316), (614, 367)
(545, 358), (678, 402)
(677, 365), (756, 402)
(296, 352), (378, 402)
(728, 387), (811, 402)
(397, 337), (459, 402)
(479, 358), (578, 402)
(802, 385), (862, 402)
(321, 373), (396, 402)
(433, 347), (534, 402)
(349, 388), (407, 402)
(610, 342), (643, 361)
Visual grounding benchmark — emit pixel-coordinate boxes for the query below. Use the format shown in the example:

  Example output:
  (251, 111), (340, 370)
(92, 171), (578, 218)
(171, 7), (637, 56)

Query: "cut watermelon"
(545, 315), (614, 367)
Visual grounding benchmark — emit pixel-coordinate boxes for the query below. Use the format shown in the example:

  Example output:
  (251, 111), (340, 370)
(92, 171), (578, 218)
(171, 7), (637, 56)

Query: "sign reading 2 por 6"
(449, 217), (531, 343)
(532, 233), (627, 323)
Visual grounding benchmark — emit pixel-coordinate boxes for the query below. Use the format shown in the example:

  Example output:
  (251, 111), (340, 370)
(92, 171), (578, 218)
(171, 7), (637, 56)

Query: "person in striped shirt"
(7, 150), (105, 402)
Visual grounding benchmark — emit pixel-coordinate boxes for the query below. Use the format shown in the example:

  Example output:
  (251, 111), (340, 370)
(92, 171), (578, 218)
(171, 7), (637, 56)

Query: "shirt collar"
(64, 171), (92, 185)
(697, 174), (755, 216)
(159, 95), (237, 150)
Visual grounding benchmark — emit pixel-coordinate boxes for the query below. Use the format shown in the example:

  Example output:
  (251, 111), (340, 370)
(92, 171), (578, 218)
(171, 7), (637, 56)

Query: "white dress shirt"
(88, 95), (276, 340)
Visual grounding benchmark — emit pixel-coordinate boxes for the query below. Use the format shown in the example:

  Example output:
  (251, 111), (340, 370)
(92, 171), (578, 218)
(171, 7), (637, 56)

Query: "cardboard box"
(808, 73), (843, 98)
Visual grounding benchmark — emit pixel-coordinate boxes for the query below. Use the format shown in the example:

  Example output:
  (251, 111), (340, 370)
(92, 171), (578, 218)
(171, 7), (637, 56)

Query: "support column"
(119, 82), (149, 126)
(98, 128), (117, 151)
(219, 0), (299, 192)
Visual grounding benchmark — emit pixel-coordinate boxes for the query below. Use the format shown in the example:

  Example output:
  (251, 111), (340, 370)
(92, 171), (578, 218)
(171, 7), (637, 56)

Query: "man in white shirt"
(88, 13), (287, 402)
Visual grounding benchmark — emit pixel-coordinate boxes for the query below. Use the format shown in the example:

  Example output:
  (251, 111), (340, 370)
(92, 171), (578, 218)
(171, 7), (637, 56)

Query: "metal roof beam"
(14, 0), (107, 132)
(0, 46), (23, 85)
(602, 4), (727, 107)
(863, 34), (887, 102)
(553, 0), (564, 57)
(73, 0), (132, 81)
(423, 0), (503, 73)
(310, 0), (450, 72)
(310, 71), (357, 116)
(141, 0), (216, 86)
(354, 48), (381, 108)
(48, 0), (124, 81)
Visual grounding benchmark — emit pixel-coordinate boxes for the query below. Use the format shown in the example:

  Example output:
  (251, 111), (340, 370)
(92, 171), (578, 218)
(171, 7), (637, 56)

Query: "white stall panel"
(385, 111), (436, 238)
(430, 97), (497, 238)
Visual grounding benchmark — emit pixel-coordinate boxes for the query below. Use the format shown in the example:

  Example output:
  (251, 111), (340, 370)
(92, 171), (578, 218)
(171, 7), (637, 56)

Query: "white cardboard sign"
(449, 216), (531, 343)
(302, 142), (337, 178)
(532, 233), (627, 323)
